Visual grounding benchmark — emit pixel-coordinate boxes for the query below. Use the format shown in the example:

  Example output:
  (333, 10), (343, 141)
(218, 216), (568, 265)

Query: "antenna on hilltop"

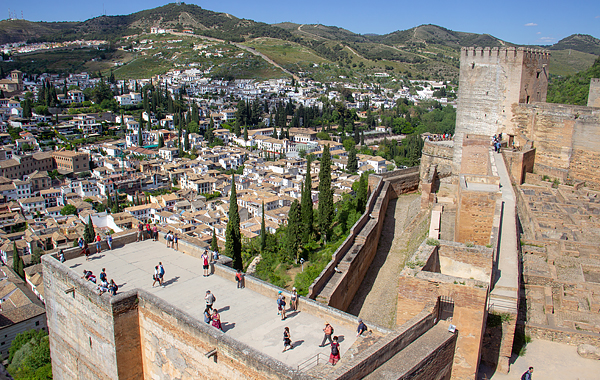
(21, 10), (23, 20)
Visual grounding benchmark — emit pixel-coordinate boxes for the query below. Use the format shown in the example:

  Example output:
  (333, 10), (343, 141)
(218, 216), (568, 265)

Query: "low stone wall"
(523, 322), (600, 346)
(420, 140), (454, 180)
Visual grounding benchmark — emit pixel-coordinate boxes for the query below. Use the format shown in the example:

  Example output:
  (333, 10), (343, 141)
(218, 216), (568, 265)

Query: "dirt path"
(347, 193), (423, 328)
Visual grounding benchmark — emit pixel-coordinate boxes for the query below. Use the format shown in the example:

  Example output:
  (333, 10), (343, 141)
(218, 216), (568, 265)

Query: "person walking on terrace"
(319, 323), (333, 347)
(282, 327), (292, 352)
(521, 367), (534, 380)
(329, 336), (340, 365)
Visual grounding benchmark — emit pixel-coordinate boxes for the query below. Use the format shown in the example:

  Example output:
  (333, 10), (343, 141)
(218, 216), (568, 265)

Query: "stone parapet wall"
(523, 322), (600, 346)
(502, 148), (536, 185)
(419, 140), (454, 181)
(511, 102), (600, 189)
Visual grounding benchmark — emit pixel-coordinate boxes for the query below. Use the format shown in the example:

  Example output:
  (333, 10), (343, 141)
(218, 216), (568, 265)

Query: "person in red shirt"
(95, 234), (102, 253)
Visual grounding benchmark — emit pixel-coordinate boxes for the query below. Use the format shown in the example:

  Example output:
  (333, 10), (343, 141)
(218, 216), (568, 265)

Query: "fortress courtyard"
(62, 239), (358, 369)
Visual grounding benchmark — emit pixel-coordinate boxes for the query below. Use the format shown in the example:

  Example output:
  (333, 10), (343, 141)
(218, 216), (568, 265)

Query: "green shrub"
(426, 238), (440, 246)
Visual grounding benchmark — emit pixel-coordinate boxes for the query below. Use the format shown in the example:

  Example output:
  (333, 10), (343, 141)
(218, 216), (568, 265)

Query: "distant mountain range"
(0, 3), (598, 78)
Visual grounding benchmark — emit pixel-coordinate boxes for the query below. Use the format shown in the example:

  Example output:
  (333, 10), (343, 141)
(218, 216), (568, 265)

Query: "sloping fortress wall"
(589, 78), (600, 108)
(453, 47), (549, 172)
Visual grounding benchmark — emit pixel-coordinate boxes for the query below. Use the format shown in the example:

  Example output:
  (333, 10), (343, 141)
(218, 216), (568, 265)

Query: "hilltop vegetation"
(0, 3), (597, 81)
(547, 56), (600, 105)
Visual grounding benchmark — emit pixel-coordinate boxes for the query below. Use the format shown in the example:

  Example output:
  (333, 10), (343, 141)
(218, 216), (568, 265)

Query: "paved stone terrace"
(66, 240), (357, 368)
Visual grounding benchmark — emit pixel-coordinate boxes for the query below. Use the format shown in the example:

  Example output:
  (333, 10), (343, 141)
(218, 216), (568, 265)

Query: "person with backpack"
(521, 367), (534, 380)
(278, 296), (287, 320)
(158, 262), (165, 287)
(356, 318), (367, 337)
(319, 323), (334, 347)
(329, 336), (340, 365)
(235, 269), (244, 289)
(99, 268), (107, 283)
(201, 250), (210, 277)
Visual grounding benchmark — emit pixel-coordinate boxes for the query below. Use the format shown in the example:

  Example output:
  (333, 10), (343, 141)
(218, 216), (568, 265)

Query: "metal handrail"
(297, 353), (328, 372)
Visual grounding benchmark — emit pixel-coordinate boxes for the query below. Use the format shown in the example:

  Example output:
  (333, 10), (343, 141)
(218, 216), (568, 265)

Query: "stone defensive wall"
(511, 102), (600, 189)
(43, 227), (458, 379)
(308, 167), (420, 310)
(419, 140), (454, 181)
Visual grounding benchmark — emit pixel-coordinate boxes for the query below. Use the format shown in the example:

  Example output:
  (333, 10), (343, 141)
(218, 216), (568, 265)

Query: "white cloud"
(537, 32), (541, 34)
(538, 37), (556, 43)
(524, 22), (538, 27)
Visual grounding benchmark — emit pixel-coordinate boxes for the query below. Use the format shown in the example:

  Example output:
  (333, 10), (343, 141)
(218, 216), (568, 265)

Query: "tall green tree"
(225, 175), (242, 270)
(347, 146), (358, 173)
(318, 145), (334, 241)
(210, 228), (219, 253)
(12, 242), (24, 279)
(260, 201), (266, 253)
(300, 156), (313, 244)
(286, 200), (302, 262)
(356, 173), (369, 214)
(84, 215), (95, 243)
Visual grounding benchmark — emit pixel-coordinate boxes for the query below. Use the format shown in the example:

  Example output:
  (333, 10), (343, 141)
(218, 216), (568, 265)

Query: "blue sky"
(6, 0), (600, 45)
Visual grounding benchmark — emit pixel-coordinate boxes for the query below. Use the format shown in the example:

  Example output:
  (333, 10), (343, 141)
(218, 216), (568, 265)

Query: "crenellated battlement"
(461, 46), (550, 63)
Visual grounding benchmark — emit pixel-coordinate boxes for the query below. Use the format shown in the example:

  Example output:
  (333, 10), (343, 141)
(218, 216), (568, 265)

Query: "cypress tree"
(318, 145), (334, 242)
(300, 156), (313, 244)
(84, 215), (95, 243)
(347, 146), (358, 173)
(357, 173), (369, 214)
(225, 175), (242, 270)
(12, 242), (24, 279)
(286, 200), (301, 262)
(260, 201), (266, 253)
(210, 228), (219, 253)
(361, 130), (365, 146)
(243, 125), (248, 141)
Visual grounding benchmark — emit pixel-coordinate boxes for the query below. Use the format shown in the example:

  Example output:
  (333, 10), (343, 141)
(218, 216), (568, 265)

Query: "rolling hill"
(0, 3), (597, 81)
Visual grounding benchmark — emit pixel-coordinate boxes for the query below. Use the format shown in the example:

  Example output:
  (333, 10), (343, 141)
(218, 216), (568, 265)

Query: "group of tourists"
(492, 133), (503, 152)
(81, 268), (118, 296)
(78, 234), (113, 261)
(165, 231), (178, 250)
(138, 222), (159, 242)
(203, 290), (223, 331)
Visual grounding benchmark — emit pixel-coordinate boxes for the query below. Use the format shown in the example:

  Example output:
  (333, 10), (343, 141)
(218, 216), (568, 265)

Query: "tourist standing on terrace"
(137, 223), (144, 242)
(278, 296), (287, 320)
(173, 233), (178, 250)
(107, 234), (113, 250)
(152, 224), (158, 241)
(95, 233), (102, 253)
(290, 287), (298, 310)
(201, 250), (210, 277)
(319, 323), (333, 347)
(205, 290), (216, 311)
(108, 279), (118, 296)
(211, 309), (223, 331)
(203, 306), (212, 324)
(329, 336), (340, 365)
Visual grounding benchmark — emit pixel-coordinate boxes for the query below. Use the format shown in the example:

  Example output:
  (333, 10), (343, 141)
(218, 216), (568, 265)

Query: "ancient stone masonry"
(453, 47), (549, 172)
(515, 180), (600, 343)
(510, 102), (600, 189)
(588, 78), (600, 108)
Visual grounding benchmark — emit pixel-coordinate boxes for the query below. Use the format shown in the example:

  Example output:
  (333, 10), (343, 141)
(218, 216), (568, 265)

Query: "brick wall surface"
(455, 188), (498, 245)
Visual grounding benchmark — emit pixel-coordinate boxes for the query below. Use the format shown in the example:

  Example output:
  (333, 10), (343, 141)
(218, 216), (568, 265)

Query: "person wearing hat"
(356, 318), (367, 337)
(290, 287), (298, 311)
(277, 290), (283, 315)
(319, 323), (334, 347)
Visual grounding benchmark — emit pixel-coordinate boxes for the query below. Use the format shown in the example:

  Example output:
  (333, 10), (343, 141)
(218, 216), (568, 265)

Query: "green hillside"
(547, 57), (600, 105)
(0, 3), (597, 82)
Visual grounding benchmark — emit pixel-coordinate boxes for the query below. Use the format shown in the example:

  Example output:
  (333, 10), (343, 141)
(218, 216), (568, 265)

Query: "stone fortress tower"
(453, 47), (549, 172)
